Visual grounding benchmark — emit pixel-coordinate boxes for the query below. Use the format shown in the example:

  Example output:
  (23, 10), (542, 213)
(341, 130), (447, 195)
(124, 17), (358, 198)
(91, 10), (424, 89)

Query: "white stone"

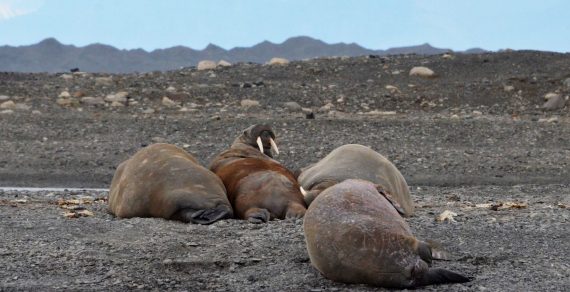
(59, 91), (71, 98)
(267, 57), (289, 65)
(32, 110), (41, 115)
(197, 60), (217, 70)
(385, 85), (400, 93)
(105, 93), (127, 103)
(166, 86), (177, 93)
(1, 109), (14, 114)
(284, 101), (302, 112)
(504, 85), (515, 92)
(110, 101), (125, 107)
(409, 66), (435, 78)
(142, 108), (155, 114)
(0, 95), (9, 101)
(240, 99), (260, 108)
(365, 110), (397, 116)
(60, 74), (73, 80)
(14, 103), (30, 111)
(472, 110), (483, 116)
(81, 96), (105, 105)
(544, 92), (560, 100)
(442, 53), (454, 59)
(0, 100), (16, 109)
(95, 76), (113, 86)
(56, 98), (78, 106)
(162, 96), (179, 108)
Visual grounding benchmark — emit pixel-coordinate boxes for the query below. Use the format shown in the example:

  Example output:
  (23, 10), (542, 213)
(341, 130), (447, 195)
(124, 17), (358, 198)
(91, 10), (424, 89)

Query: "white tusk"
(269, 137), (279, 155)
(256, 136), (263, 153)
(300, 186), (307, 196)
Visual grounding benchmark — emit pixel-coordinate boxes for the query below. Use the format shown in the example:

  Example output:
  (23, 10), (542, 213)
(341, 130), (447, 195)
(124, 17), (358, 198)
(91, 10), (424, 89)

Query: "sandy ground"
(1, 51), (569, 291)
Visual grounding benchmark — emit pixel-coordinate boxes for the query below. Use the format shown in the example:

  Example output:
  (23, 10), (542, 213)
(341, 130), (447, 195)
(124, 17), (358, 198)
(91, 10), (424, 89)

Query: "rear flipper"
(172, 205), (233, 225)
(285, 202), (306, 219)
(244, 207), (271, 224)
(416, 240), (451, 264)
(415, 268), (472, 286)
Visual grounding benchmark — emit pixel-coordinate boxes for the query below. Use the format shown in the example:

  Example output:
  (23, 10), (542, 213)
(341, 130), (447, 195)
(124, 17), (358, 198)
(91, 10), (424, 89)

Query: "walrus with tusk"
(108, 143), (233, 224)
(304, 179), (472, 288)
(297, 144), (414, 217)
(209, 124), (306, 223)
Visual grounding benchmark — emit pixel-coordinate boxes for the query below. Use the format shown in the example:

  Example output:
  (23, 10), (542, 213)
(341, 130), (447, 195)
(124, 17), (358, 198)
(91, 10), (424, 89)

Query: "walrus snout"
(256, 131), (279, 157)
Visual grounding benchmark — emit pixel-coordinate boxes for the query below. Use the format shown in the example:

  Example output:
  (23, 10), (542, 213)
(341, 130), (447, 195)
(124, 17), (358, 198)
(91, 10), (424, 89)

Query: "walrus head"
(232, 124), (279, 158)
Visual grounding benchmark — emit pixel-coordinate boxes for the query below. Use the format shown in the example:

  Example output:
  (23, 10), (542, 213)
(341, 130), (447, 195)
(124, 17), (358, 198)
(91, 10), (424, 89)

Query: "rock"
(542, 93), (566, 111)
(267, 57), (289, 65)
(111, 101), (124, 107)
(451, 114), (460, 120)
(14, 103), (30, 111)
(59, 91), (71, 98)
(60, 74), (73, 80)
(385, 85), (400, 93)
(318, 103), (334, 113)
(73, 91), (86, 98)
(563, 78), (570, 89)
(217, 60), (232, 67)
(105, 92), (128, 103)
(162, 96), (179, 108)
(142, 108), (155, 114)
(81, 97), (105, 106)
(240, 99), (260, 108)
(32, 110), (41, 115)
(0, 95), (9, 101)
(1, 109), (14, 114)
(442, 53), (454, 59)
(95, 76), (113, 86)
(56, 98), (78, 107)
(166, 86), (177, 93)
(409, 66), (436, 78)
(284, 101), (302, 112)
(365, 110), (397, 116)
(0, 100), (16, 109)
(472, 110), (483, 116)
(504, 85), (515, 92)
(197, 60), (217, 71)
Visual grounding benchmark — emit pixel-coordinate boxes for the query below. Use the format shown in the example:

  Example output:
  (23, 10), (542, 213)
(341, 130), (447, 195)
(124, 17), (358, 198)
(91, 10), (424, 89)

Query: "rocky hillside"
(0, 36), (484, 73)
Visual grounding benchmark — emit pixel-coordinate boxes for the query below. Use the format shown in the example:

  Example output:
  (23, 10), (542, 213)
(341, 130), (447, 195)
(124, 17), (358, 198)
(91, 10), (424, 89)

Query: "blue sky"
(0, 0), (568, 52)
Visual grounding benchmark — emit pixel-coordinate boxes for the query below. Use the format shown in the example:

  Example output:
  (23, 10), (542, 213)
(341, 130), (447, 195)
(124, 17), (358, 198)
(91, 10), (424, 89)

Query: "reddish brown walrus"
(209, 124), (306, 223)
(108, 143), (233, 224)
(304, 179), (471, 288)
(297, 144), (414, 216)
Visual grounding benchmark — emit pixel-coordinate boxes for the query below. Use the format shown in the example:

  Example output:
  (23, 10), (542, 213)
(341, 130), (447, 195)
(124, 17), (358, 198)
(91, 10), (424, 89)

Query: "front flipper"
(244, 207), (271, 224)
(285, 202), (306, 220)
(426, 239), (451, 260)
(172, 205), (233, 225)
(375, 184), (406, 216)
(415, 268), (472, 286)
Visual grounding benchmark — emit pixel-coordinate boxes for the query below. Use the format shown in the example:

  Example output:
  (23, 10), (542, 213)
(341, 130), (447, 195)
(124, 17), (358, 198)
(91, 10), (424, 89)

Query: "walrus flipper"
(244, 207), (271, 224)
(375, 185), (406, 216)
(425, 239), (452, 260)
(416, 268), (472, 286)
(172, 205), (232, 225)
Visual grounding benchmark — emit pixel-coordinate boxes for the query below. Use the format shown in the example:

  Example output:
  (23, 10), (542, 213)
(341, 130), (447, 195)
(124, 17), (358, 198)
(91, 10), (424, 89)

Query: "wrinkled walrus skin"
(303, 179), (471, 288)
(209, 125), (306, 223)
(108, 143), (233, 224)
(298, 144), (414, 216)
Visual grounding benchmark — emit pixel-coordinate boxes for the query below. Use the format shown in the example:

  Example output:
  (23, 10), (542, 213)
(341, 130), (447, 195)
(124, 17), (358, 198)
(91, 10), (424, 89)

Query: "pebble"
(0, 100), (16, 109)
(0, 95), (9, 101)
(81, 97), (105, 105)
(283, 101), (302, 112)
(409, 66), (435, 78)
(162, 96), (179, 108)
(385, 85), (400, 93)
(59, 91), (71, 98)
(110, 101), (125, 107)
(0, 109), (14, 114)
(56, 98), (78, 106)
(104, 92), (128, 103)
(472, 110), (483, 116)
(142, 108), (155, 114)
(504, 85), (515, 92)
(542, 93), (566, 111)
(95, 76), (113, 86)
(318, 103), (334, 113)
(60, 74), (73, 80)
(240, 99), (260, 108)
(442, 53), (454, 59)
(267, 57), (289, 65)
(197, 60), (217, 71)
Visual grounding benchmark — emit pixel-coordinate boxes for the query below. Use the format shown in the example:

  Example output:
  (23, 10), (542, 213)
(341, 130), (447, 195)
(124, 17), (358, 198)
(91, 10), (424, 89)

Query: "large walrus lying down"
(304, 179), (471, 288)
(297, 144), (414, 216)
(108, 143), (233, 224)
(209, 124), (306, 223)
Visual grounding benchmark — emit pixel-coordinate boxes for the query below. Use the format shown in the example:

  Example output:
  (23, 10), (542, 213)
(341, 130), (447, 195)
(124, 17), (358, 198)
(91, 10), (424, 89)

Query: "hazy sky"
(0, 0), (568, 52)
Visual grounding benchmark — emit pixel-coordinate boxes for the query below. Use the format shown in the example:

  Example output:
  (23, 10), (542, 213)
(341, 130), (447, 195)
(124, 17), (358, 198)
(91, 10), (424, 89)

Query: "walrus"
(297, 144), (414, 216)
(303, 179), (471, 288)
(108, 143), (233, 224)
(209, 124), (306, 223)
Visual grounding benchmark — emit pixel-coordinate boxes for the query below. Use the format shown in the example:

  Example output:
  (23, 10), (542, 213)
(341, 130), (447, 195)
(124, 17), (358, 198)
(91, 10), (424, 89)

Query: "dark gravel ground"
(0, 51), (569, 291)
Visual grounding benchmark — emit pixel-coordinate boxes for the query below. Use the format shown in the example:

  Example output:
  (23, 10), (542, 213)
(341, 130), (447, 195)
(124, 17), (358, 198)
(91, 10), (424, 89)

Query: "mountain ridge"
(0, 36), (486, 73)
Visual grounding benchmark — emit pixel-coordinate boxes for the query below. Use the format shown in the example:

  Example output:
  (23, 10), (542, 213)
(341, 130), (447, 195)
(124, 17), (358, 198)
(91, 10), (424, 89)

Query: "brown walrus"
(304, 179), (471, 288)
(209, 124), (306, 223)
(297, 144), (414, 216)
(108, 143), (233, 224)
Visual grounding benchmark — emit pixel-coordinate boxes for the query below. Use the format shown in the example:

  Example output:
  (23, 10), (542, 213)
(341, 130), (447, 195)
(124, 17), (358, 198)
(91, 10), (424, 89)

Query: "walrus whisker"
(300, 186), (308, 196)
(269, 138), (279, 155)
(256, 136), (264, 153)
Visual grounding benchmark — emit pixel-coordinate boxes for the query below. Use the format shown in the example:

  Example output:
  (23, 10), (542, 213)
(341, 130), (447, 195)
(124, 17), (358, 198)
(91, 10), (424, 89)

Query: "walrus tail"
(416, 268), (472, 286)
